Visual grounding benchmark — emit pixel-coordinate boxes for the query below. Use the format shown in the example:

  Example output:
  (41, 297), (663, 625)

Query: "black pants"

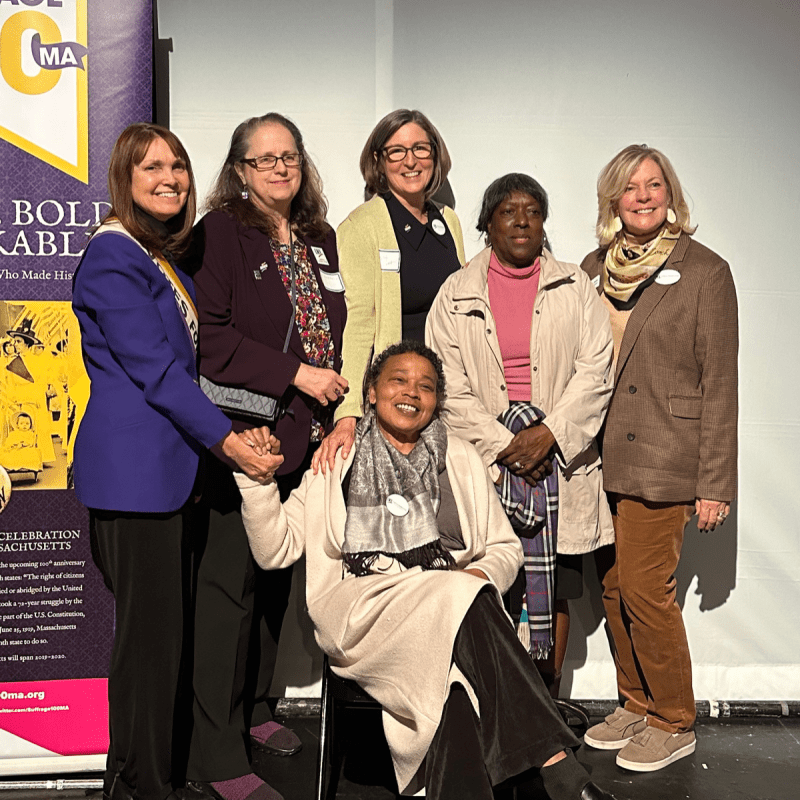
(187, 451), (298, 780)
(246, 447), (316, 728)
(425, 591), (580, 800)
(187, 457), (257, 780)
(90, 507), (194, 800)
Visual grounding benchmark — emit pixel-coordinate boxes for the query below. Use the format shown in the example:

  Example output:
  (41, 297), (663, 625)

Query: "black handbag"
(200, 236), (298, 423)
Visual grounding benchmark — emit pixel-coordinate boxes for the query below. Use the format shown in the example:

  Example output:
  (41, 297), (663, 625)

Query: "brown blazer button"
(627, 433), (635, 441)
(629, 385), (637, 393)
(533, 366), (538, 371)
(500, 384), (506, 391)
(487, 328), (492, 334)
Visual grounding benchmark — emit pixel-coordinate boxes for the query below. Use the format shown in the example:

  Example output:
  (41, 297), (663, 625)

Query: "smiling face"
(368, 352), (439, 452)
(617, 157), (670, 244)
(487, 191), (545, 269)
(236, 122), (302, 220)
(381, 122), (434, 209)
(131, 136), (190, 222)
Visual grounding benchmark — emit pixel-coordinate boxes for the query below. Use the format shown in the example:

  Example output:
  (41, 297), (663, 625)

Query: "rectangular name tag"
(379, 249), (401, 272)
(310, 246), (330, 266)
(319, 270), (345, 293)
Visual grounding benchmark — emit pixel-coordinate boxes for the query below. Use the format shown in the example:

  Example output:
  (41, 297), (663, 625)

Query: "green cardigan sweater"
(335, 195), (465, 421)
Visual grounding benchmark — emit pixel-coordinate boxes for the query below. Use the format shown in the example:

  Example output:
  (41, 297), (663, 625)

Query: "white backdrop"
(159, 0), (800, 700)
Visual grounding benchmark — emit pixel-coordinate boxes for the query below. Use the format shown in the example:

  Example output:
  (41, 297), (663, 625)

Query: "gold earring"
(612, 216), (623, 234)
(666, 208), (677, 225)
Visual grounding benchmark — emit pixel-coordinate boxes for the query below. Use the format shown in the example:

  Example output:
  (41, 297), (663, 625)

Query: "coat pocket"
(668, 394), (702, 419)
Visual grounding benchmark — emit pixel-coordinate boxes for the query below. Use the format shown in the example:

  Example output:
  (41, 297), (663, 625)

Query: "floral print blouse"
(271, 238), (335, 441)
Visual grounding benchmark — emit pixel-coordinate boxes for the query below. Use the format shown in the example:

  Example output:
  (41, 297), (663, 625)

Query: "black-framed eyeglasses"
(381, 143), (434, 163)
(241, 153), (304, 171)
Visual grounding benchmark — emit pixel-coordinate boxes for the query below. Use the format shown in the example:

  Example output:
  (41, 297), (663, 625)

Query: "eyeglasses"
(241, 153), (304, 171)
(381, 143), (434, 163)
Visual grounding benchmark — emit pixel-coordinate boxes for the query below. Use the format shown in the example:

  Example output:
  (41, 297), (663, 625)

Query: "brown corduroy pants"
(602, 494), (696, 733)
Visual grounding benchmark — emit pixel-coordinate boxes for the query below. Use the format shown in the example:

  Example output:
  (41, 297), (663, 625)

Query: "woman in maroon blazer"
(187, 113), (346, 800)
(580, 145), (738, 774)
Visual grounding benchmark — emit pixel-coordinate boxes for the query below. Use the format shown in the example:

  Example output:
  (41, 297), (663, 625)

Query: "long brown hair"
(106, 123), (196, 256)
(205, 113), (330, 241)
(360, 109), (452, 203)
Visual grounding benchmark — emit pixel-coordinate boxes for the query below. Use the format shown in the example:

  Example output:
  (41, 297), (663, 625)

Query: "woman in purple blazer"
(187, 113), (346, 800)
(72, 123), (280, 800)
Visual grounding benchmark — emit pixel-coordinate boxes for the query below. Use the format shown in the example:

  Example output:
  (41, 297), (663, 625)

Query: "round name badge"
(655, 268), (681, 285)
(386, 494), (410, 517)
(432, 219), (446, 235)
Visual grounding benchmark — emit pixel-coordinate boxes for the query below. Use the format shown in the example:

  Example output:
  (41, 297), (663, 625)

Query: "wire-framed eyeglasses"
(381, 143), (434, 163)
(241, 153), (304, 171)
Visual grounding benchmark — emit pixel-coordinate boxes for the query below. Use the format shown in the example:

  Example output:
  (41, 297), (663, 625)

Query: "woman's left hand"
(239, 426), (282, 458)
(695, 499), (730, 531)
(497, 425), (556, 483)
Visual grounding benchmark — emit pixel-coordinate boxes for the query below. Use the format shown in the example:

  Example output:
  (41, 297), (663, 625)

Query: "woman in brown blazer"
(580, 145), (738, 773)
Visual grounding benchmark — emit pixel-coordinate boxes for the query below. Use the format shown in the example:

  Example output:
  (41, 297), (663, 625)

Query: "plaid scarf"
(341, 408), (454, 576)
(495, 403), (559, 658)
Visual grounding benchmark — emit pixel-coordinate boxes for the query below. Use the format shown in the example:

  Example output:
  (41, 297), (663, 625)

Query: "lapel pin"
(404, 223), (411, 232)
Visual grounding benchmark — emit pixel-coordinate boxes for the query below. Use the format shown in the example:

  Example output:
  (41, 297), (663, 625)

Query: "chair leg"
(316, 659), (332, 800)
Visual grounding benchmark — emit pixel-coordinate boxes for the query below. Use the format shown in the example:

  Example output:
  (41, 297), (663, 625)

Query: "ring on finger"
(513, 460), (524, 470)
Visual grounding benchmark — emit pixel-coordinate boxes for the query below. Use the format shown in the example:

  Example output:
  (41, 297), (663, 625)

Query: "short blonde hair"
(595, 144), (695, 247)
(359, 109), (451, 202)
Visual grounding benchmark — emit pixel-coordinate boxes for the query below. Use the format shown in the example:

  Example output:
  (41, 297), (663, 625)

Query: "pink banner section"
(0, 679), (108, 756)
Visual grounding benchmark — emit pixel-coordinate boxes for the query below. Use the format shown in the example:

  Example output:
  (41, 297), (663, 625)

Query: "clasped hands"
(220, 426), (283, 484)
(496, 423), (556, 487)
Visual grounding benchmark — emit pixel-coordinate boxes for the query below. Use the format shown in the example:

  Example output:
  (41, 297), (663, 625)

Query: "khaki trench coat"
(426, 247), (614, 554)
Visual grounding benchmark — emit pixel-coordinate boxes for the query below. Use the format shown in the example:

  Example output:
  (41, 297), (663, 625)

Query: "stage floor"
(1, 712), (797, 799)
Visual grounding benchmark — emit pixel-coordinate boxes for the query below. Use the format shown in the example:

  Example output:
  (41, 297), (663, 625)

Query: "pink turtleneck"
(487, 250), (541, 402)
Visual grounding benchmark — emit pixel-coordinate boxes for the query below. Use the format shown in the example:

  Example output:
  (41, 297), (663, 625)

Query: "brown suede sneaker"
(615, 727), (696, 772)
(584, 707), (647, 750)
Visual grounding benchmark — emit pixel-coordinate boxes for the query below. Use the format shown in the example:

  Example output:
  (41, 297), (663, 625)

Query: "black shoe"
(581, 781), (618, 800)
(249, 722), (303, 757)
(105, 775), (134, 800)
(181, 782), (221, 800)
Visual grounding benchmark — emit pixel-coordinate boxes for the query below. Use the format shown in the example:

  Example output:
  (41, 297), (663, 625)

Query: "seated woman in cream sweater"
(236, 340), (616, 800)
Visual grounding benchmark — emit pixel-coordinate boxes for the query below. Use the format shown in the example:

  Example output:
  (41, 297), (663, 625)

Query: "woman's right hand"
(219, 429), (283, 484)
(291, 363), (348, 406)
(311, 416), (357, 474)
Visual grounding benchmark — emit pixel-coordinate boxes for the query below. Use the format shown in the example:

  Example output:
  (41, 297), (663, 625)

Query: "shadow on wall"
(676, 499), (738, 612)
(563, 501), (739, 696)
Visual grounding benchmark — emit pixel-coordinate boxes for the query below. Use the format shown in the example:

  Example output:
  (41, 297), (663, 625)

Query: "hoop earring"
(666, 208), (677, 225)
(241, 185), (249, 201)
(612, 215), (623, 234)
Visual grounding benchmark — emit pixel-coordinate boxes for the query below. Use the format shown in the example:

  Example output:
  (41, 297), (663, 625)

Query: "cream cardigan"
(235, 434), (521, 793)
(335, 195), (465, 421)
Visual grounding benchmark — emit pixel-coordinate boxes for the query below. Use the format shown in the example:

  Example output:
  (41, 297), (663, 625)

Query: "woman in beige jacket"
(426, 173), (615, 695)
(236, 341), (616, 800)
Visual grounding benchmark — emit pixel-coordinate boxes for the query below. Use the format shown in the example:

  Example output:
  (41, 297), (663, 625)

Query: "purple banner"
(0, 0), (153, 766)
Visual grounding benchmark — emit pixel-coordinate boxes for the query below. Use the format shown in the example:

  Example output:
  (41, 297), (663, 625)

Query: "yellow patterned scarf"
(603, 226), (681, 304)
